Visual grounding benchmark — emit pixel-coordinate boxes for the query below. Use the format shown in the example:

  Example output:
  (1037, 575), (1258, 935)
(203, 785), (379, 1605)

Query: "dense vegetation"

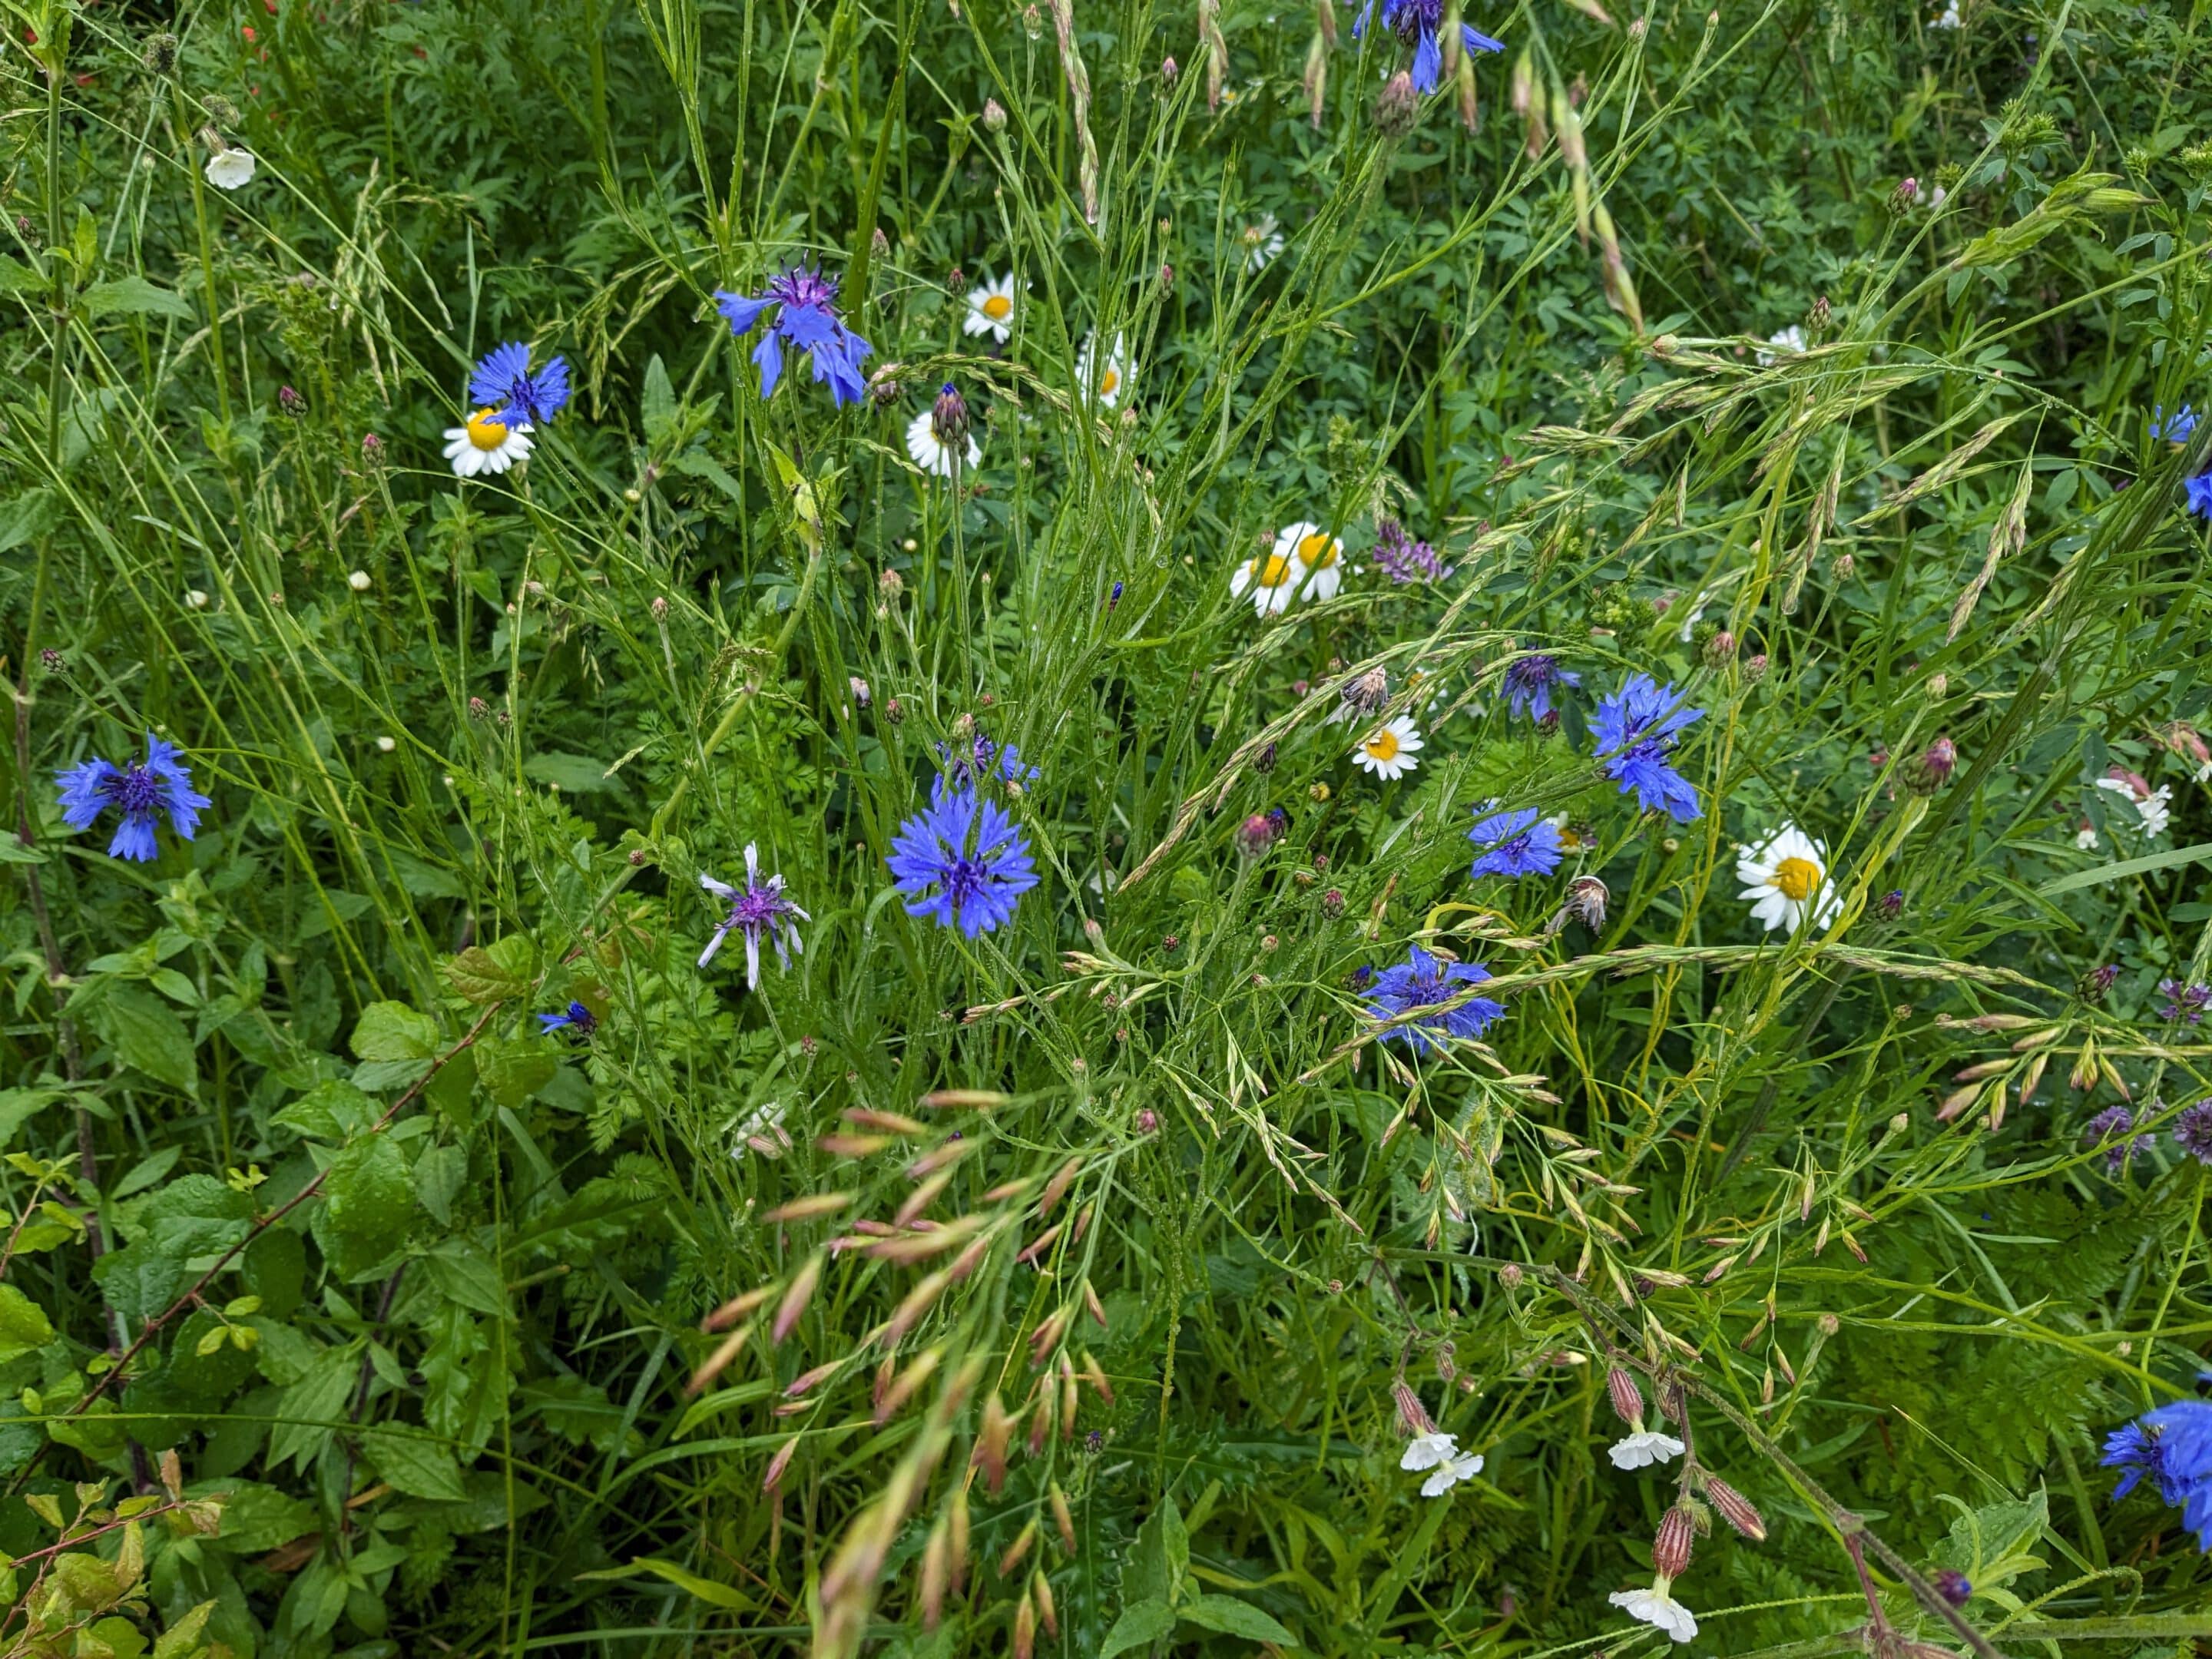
(3, 0), (2212, 1653)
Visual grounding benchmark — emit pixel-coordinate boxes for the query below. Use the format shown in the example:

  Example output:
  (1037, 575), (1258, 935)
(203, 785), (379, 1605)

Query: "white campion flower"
(1609, 1582), (1699, 1643)
(1756, 324), (1806, 366)
(205, 146), (257, 190)
(1608, 1429), (1686, 1470)
(2094, 772), (2171, 838)
(1399, 1432), (1483, 1496)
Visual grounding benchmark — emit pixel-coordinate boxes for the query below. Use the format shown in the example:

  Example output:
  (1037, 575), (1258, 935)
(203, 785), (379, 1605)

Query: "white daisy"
(1608, 1429), (1686, 1470)
(1756, 324), (1806, 366)
(1230, 545), (1303, 617)
(904, 407), (981, 477)
(1609, 1583), (1698, 1644)
(1353, 716), (1422, 782)
(1273, 521), (1344, 603)
(1736, 823), (1843, 937)
(205, 147), (257, 191)
(1399, 1431), (1460, 1472)
(1240, 214), (1286, 273)
(2094, 773), (2171, 838)
(1077, 331), (1130, 408)
(963, 272), (1019, 343)
(442, 408), (534, 478)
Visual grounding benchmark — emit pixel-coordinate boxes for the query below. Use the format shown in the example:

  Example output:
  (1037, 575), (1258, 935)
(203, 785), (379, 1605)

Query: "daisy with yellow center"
(1272, 520), (1344, 603)
(963, 273), (1020, 344)
(1230, 547), (1302, 617)
(1353, 715), (1423, 782)
(1736, 823), (1841, 936)
(1077, 330), (1130, 409)
(442, 407), (534, 478)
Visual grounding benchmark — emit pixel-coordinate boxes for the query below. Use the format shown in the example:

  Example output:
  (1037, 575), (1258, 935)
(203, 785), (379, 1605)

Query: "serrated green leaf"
(0, 1283), (55, 1362)
(1099, 1598), (1177, 1659)
(1179, 1593), (1296, 1644)
(444, 934), (538, 1004)
(360, 1426), (468, 1501)
(350, 1001), (440, 1063)
(94, 985), (197, 1094)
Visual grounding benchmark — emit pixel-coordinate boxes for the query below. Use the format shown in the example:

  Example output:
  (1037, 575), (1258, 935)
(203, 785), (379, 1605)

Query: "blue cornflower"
(1363, 945), (1505, 1055)
(55, 734), (211, 863)
(700, 843), (810, 988)
(1591, 674), (1704, 823)
(887, 779), (1038, 938)
(937, 730), (1038, 790)
(1502, 653), (1579, 723)
(2186, 472), (2212, 522)
(1469, 803), (1563, 879)
(714, 266), (873, 407)
(2102, 1400), (2212, 1550)
(538, 1001), (598, 1039)
(1349, 0), (1504, 91)
(2152, 403), (2198, 444)
(469, 341), (571, 428)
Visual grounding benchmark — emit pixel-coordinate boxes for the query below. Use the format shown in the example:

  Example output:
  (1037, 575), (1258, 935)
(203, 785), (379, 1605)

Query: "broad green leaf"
(360, 1426), (468, 1501)
(445, 934), (538, 1003)
(476, 1038), (556, 1110)
(95, 985), (197, 1094)
(82, 276), (194, 321)
(0, 1283), (55, 1362)
(322, 1134), (414, 1265)
(350, 1001), (440, 1063)
(1098, 1598), (1177, 1659)
(1180, 1593), (1297, 1644)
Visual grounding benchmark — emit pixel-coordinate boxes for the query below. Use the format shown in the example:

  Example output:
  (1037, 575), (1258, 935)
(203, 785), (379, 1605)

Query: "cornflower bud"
(879, 568), (906, 601)
(1932, 1570), (1971, 1607)
(2080, 962), (2120, 1002)
(983, 97), (1007, 129)
(1237, 813), (1280, 857)
(278, 384), (305, 417)
(1704, 629), (1737, 668)
(1322, 889), (1345, 919)
(1875, 889), (1905, 920)
(931, 382), (970, 448)
(1744, 653), (1770, 683)
(1161, 54), (1178, 84)
(1905, 735), (1956, 795)
(1375, 71), (1417, 137)
(1889, 176), (1921, 214)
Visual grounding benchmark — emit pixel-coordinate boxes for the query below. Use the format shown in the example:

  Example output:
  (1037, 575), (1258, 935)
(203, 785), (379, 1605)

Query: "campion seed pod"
(1905, 735), (1956, 795)
(1653, 1504), (1696, 1578)
(1374, 71), (1417, 137)
(1606, 1366), (1646, 1429)
(762, 1433), (800, 1492)
(1703, 1475), (1766, 1539)
(1000, 1516), (1040, 1578)
(1012, 1585), (1036, 1659)
(983, 96), (1007, 129)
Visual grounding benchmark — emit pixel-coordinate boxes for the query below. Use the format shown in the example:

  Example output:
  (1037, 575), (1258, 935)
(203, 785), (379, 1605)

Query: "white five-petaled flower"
(1240, 214), (1286, 272)
(1736, 823), (1843, 937)
(1399, 1432), (1482, 1496)
(205, 147), (257, 190)
(963, 273), (1020, 343)
(1932, 0), (1960, 25)
(1353, 716), (1423, 782)
(904, 407), (981, 477)
(2094, 773), (2171, 838)
(442, 408), (534, 478)
(1609, 1582), (1699, 1644)
(1756, 324), (1806, 366)
(1077, 330), (1130, 408)
(1608, 1429), (1687, 1470)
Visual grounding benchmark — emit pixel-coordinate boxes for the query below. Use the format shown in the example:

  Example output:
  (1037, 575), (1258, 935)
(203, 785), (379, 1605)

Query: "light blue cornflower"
(538, 1002), (598, 1038)
(700, 843), (809, 988)
(469, 342), (571, 428)
(2101, 1400), (2212, 1551)
(1591, 674), (1704, 823)
(887, 779), (1038, 937)
(1349, 0), (1504, 92)
(1469, 803), (1564, 879)
(55, 734), (211, 862)
(1364, 945), (1505, 1054)
(713, 266), (873, 407)
(1502, 653), (1579, 723)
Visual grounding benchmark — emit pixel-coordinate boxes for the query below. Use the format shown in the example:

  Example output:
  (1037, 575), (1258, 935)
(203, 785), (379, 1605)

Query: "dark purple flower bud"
(2081, 962), (2120, 1002)
(1906, 735), (1956, 795)
(932, 382), (970, 448)
(1161, 55), (1178, 84)
(278, 384), (305, 417)
(1932, 1570), (1970, 1607)
(1254, 741), (1278, 774)
(1108, 581), (1123, 610)
(1876, 889), (1905, 920)
(1321, 889), (1345, 919)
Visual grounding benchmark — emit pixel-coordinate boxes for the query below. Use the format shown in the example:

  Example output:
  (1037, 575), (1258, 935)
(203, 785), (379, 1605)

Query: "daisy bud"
(1392, 1379), (1437, 1436)
(1704, 629), (1736, 668)
(1905, 735), (1956, 795)
(1703, 1475), (1767, 1541)
(932, 382), (970, 448)
(1653, 1505), (1696, 1578)
(1566, 875), (1609, 931)
(1933, 1569), (1971, 1606)
(347, 570), (372, 592)
(1606, 1366), (1646, 1429)
(1374, 71), (1418, 137)
(1161, 54), (1178, 84)
(1343, 665), (1389, 717)
(1743, 652), (1769, 683)
(983, 96), (1007, 129)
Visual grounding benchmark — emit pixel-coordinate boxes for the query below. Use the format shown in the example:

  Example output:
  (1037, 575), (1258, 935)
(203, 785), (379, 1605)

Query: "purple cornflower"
(1591, 673), (1704, 823)
(2084, 1105), (2148, 1174)
(1348, 0), (1504, 92)
(538, 1001), (598, 1039)
(887, 778), (1038, 938)
(936, 730), (1038, 790)
(1502, 654), (1578, 723)
(2101, 1401), (2212, 1550)
(1469, 803), (1563, 879)
(2153, 404), (2198, 444)
(1363, 945), (1505, 1055)
(469, 341), (571, 427)
(700, 843), (810, 988)
(2158, 979), (2211, 1023)
(55, 734), (212, 862)
(2173, 1099), (2212, 1164)
(1372, 518), (1444, 584)
(713, 266), (873, 407)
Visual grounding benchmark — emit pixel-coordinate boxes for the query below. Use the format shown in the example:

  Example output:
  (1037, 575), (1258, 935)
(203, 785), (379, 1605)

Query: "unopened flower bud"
(983, 97), (1007, 130)
(1158, 262), (1174, 293)
(360, 432), (384, 462)
(1925, 671), (1947, 700)
(468, 696), (489, 720)
(1237, 813), (1280, 858)
(1876, 889), (1905, 920)
(1374, 71), (1417, 137)
(1536, 708), (1561, 737)
(879, 568), (906, 600)
(278, 384), (305, 417)
(1134, 1108), (1159, 1134)
(1392, 1379), (1436, 1436)
(1704, 629), (1737, 668)
(1653, 1505), (1696, 1578)
(1253, 740), (1278, 774)
(651, 595), (668, 619)
(1498, 1262), (1523, 1289)
(2081, 962), (2120, 1002)
(1905, 736), (1956, 795)
(1703, 1475), (1767, 1541)
(1932, 1570), (1971, 1607)
(932, 382), (971, 447)
(885, 696), (906, 724)
(184, 591), (209, 611)
(1606, 1366), (1645, 1429)
(1832, 551), (1855, 580)
(1889, 176), (1920, 215)
(38, 647), (64, 671)
(1161, 54), (1178, 84)
(1744, 653), (1769, 683)
(872, 227), (889, 257)
(347, 570), (371, 592)
(1322, 889), (1345, 919)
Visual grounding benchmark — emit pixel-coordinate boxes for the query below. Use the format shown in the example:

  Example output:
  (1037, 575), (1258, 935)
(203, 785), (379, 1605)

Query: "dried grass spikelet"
(773, 1253), (824, 1343)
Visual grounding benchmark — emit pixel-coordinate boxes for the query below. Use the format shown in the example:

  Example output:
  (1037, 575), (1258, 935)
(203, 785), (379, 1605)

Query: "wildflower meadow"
(6, 0), (2212, 1653)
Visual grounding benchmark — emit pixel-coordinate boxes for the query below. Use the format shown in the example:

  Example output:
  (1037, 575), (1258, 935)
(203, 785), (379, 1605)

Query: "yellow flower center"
(1297, 531), (1339, 569)
(1249, 554), (1293, 589)
(1364, 730), (1401, 763)
(1772, 856), (1822, 902)
(983, 293), (1013, 320)
(465, 408), (510, 450)
(1100, 366), (1120, 396)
